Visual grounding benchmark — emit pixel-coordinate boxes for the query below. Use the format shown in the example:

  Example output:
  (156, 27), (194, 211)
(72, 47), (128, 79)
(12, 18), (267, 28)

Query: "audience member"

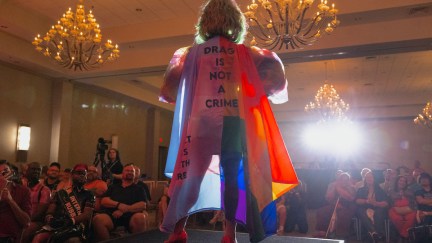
(56, 168), (72, 191)
(133, 166), (151, 203)
(315, 172), (356, 239)
(355, 171), (389, 241)
(43, 162), (61, 192)
(24, 162), (51, 220)
(102, 148), (123, 185)
(408, 168), (424, 194)
(209, 210), (226, 230)
(21, 162), (52, 243)
(284, 180), (308, 234)
(32, 164), (95, 243)
(92, 164), (148, 242)
(0, 160), (31, 242)
(380, 168), (396, 196)
(388, 175), (416, 240)
(157, 182), (170, 227)
(40, 165), (48, 180)
(355, 168), (371, 191)
(325, 169), (344, 193)
(415, 172), (432, 225)
(9, 163), (22, 185)
(84, 165), (108, 211)
(395, 166), (410, 177)
(20, 162), (29, 182)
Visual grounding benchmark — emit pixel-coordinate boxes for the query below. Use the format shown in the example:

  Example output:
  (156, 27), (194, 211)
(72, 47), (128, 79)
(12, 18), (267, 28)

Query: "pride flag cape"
(159, 37), (298, 242)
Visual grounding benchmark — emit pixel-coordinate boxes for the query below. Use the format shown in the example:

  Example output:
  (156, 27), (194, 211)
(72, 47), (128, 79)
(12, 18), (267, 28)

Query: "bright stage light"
(302, 121), (362, 156)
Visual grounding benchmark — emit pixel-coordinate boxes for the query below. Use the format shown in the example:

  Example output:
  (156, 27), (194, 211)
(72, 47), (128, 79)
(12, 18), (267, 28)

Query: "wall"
(0, 64), (53, 164)
(69, 85), (151, 169)
(158, 110), (174, 148)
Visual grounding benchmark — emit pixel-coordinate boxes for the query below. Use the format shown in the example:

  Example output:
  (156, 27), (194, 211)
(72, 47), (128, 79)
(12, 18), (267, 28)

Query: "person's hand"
(118, 203), (129, 212)
(0, 188), (12, 202)
(368, 198), (378, 206)
(112, 210), (123, 219)
(0, 177), (8, 188)
(45, 215), (54, 224)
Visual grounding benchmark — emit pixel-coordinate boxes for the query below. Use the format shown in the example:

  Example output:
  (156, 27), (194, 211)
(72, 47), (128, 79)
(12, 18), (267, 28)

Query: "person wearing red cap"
(32, 164), (95, 243)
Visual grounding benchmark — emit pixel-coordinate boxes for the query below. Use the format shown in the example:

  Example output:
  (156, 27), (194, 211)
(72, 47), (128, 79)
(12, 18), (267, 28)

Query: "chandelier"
(305, 83), (349, 121)
(414, 101), (432, 128)
(243, 0), (340, 50)
(32, 0), (119, 71)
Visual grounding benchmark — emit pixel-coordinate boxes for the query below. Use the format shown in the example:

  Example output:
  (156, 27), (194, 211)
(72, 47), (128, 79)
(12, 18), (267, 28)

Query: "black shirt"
(136, 181), (151, 202)
(102, 160), (123, 185)
(102, 183), (147, 214)
(44, 178), (60, 192)
(51, 186), (95, 218)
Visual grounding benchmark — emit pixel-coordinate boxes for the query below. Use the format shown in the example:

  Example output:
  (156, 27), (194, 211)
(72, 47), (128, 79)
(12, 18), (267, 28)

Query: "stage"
(105, 229), (344, 243)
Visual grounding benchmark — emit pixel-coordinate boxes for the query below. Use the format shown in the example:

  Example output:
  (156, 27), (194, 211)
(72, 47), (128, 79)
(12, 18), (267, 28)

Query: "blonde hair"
(195, 0), (247, 44)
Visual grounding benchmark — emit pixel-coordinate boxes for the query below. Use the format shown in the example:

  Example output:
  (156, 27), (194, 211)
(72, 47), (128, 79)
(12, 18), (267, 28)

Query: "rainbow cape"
(159, 37), (298, 242)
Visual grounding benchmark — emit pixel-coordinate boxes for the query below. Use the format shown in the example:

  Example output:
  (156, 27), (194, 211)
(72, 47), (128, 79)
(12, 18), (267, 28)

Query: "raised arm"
(159, 47), (190, 104)
(250, 46), (288, 104)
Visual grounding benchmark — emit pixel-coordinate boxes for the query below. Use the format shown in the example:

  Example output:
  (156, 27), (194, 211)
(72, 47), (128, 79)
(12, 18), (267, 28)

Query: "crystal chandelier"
(243, 0), (340, 50)
(414, 101), (432, 128)
(305, 83), (349, 121)
(32, 0), (119, 71)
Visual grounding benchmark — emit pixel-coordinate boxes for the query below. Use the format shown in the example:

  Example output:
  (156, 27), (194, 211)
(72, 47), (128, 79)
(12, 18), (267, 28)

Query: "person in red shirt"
(23, 162), (51, 219)
(0, 160), (31, 242)
(21, 162), (51, 243)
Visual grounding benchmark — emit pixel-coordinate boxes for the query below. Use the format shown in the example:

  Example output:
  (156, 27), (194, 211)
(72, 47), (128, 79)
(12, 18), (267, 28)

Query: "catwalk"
(105, 229), (344, 243)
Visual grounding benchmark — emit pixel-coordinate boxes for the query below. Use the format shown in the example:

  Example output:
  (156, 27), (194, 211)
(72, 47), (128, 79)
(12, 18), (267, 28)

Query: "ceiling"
(1, 0), (432, 122)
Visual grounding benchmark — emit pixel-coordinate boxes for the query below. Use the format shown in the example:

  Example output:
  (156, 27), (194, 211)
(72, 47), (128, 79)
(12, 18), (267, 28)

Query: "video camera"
(97, 137), (109, 154)
(93, 137), (110, 167)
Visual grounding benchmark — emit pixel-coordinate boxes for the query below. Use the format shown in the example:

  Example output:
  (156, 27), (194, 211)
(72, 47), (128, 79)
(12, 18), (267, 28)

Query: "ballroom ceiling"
(1, 0), (432, 122)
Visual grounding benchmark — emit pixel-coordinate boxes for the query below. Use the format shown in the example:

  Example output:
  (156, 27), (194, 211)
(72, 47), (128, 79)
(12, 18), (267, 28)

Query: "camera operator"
(103, 148), (123, 185)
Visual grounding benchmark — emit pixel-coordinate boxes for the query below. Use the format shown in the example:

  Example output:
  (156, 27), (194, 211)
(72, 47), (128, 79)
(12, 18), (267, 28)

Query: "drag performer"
(159, 0), (298, 242)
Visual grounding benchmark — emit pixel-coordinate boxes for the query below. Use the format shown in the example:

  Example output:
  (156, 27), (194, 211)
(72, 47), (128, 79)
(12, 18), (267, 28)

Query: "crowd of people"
(0, 147), (165, 243)
(273, 164), (432, 242)
(3, 152), (432, 243)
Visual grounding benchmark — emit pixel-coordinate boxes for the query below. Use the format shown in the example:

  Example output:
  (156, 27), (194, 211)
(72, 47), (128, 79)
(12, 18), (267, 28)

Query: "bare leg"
(164, 217), (188, 243)
(158, 195), (169, 226)
(22, 222), (43, 242)
(277, 205), (287, 234)
(32, 232), (51, 243)
(222, 219), (237, 243)
(129, 212), (148, 233)
(92, 213), (114, 242)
